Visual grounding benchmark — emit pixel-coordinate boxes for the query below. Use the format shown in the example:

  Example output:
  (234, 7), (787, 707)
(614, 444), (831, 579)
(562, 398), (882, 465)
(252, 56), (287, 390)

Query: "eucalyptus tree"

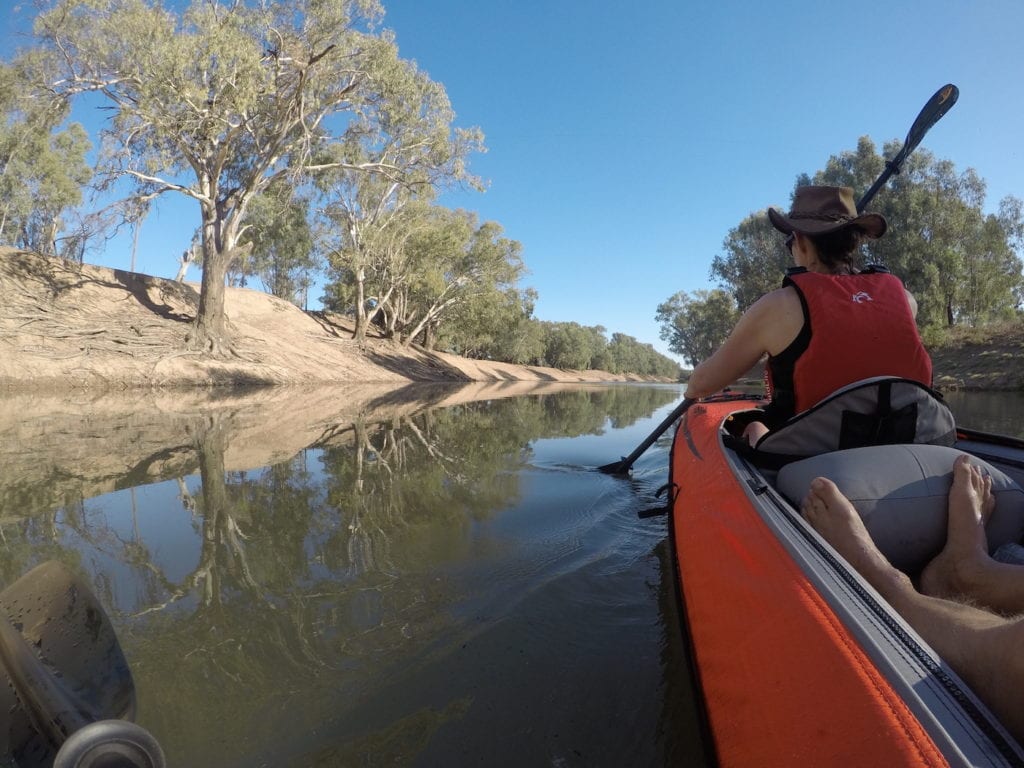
(0, 59), (91, 256)
(655, 289), (738, 366)
(393, 208), (525, 348)
(708, 137), (1022, 330)
(540, 321), (602, 370)
(606, 332), (680, 378)
(240, 182), (317, 305)
(313, 46), (484, 343)
(812, 138), (1023, 327)
(32, 0), (478, 355)
(439, 284), (541, 362)
(710, 211), (790, 312)
(320, 184), (432, 343)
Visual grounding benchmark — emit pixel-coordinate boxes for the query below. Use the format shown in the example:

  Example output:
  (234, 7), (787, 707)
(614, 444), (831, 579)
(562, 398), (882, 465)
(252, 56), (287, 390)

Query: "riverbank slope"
(0, 248), (665, 390)
(928, 321), (1024, 391)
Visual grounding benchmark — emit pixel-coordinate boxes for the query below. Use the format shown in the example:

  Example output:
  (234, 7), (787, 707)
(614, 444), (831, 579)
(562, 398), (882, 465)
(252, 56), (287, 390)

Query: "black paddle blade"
(858, 83), (959, 212)
(895, 83), (959, 166)
(597, 458), (630, 475)
(597, 398), (695, 475)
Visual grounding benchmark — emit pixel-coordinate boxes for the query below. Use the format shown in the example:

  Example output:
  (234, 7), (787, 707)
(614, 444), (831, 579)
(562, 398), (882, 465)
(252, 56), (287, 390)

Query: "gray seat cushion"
(776, 444), (1024, 574)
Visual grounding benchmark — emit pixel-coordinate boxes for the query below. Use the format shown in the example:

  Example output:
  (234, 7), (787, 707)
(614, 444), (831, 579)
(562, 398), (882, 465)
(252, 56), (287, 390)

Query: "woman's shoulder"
(747, 285), (802, 316)
(744, 286), (805, 355)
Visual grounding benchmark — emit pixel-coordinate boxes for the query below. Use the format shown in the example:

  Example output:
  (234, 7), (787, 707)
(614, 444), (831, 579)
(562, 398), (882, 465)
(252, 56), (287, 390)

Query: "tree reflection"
(0, 385), (681, 765)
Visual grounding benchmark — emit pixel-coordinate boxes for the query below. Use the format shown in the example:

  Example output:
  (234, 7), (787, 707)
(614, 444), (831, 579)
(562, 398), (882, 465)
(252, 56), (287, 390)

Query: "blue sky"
(6, 0), (1024, 362)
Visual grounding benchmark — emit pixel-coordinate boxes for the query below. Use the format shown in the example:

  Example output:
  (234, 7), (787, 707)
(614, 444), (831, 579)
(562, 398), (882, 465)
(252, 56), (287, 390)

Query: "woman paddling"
(684, 185), (932, 443)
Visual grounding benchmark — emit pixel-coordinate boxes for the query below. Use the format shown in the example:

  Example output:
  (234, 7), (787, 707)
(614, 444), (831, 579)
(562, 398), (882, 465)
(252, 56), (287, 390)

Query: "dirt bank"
(928, 321), (1024, 391)
(0, 248), (663, 390)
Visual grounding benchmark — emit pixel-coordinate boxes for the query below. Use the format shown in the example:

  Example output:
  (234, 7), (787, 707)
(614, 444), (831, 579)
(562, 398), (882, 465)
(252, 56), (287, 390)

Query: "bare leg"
(743, 420), (769, 445)
(802, 477), (1024, 744)
(921, 455), (1024, 615)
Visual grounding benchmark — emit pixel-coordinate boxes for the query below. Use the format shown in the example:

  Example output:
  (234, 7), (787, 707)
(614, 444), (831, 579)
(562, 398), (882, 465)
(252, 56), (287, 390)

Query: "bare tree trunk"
(174, 244), (195, 282)
(353, 266), (367, 343)
(421, 321), (437, 350)
(190, 207), (252, 356)
(402, 296), (458, 348)
(192, 240), (230, 354)
(130, 219), (141, 272)
(190, 207), (234, 358)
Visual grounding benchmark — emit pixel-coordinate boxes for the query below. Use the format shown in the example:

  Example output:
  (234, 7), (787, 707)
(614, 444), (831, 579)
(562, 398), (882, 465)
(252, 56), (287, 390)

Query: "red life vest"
(765, 268), (932, 420)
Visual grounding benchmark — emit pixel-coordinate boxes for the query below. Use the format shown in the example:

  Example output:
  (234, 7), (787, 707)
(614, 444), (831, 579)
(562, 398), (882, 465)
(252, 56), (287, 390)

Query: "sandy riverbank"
(0, 248), (668, 391)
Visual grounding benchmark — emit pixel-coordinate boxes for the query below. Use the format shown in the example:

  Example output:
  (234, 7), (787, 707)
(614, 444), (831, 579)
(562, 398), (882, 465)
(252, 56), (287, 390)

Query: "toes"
(971, 463), (985, 495)
(801, 489), (822, 521)
(981, 475), (996, 523)
(801, 478), (831, 521)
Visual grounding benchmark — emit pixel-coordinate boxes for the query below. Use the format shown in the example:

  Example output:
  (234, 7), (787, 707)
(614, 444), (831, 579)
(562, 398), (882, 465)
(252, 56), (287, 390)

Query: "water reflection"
(0, 382), (690, 766)
(944, 390), (1024, 438)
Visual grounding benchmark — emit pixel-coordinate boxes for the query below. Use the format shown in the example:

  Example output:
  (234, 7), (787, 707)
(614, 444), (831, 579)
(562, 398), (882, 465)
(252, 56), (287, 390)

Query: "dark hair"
(807, 227), (865, 271)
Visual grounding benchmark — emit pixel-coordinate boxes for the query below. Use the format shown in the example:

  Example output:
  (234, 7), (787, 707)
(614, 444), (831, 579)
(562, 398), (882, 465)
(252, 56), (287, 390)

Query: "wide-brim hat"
(768, 185), (887, 239)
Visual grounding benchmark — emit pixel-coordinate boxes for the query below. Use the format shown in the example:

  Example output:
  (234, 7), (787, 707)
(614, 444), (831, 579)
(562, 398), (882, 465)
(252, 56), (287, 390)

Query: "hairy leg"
(921, 455), (1024, 615)
(803, 476), (1024, 744)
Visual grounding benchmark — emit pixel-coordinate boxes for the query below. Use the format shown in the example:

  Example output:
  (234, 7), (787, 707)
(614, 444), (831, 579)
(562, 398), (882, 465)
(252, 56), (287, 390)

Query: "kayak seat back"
(748, 377), (956, 471)
(776, 443), (1024, 576)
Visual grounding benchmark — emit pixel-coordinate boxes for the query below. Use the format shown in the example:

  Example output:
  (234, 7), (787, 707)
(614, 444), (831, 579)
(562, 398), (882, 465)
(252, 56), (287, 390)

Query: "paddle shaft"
(598, 398), (694, 474)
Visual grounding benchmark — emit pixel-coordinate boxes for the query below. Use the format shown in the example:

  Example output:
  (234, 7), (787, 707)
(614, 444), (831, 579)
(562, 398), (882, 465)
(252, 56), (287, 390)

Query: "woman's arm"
(684, 288), (801, 399)
(905, 289), (919, 318)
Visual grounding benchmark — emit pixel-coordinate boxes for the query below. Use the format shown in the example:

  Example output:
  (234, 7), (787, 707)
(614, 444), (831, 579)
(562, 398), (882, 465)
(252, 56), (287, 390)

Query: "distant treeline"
(433, 316), (682, 378)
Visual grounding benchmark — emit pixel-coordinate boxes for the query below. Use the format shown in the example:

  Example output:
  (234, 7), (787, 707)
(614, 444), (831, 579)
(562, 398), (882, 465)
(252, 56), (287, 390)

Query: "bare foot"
(801, 477), (906, 597)
(920, 455), (995, 600)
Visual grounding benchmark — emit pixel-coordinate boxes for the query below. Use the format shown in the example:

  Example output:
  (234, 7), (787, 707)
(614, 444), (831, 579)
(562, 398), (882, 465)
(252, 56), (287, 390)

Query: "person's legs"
(802, 477), (1024, 744)
(921, 455), (1024, 615)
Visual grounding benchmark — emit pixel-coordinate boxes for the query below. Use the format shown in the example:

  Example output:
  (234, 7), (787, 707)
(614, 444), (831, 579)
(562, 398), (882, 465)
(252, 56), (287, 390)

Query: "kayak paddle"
(598, 398), (695, 475)
(857, 84), (958, 211)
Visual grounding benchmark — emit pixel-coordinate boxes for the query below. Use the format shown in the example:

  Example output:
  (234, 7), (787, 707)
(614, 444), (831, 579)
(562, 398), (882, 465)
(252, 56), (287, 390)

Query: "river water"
(0, 384), (1020, 767)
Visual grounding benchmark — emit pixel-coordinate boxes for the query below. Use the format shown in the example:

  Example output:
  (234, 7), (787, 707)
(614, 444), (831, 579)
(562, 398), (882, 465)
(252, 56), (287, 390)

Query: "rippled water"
(0, 383), (711, 767)
(1, 384), (1020, 767)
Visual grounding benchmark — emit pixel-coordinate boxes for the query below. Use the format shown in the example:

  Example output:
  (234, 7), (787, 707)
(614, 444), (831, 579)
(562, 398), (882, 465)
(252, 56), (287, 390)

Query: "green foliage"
(0, 59), (91, 256)
(655, 289), (739, 366)
(383, 207), (525, 347)
(705, 137), (1024, 334)
(919, 324), (950, 349)
(438, 285), (541, 362)
(710, 213), (790, 311)
(505, 321), (679, 377)
(239, 183), (318, 305)
(606, 332), (682, 378)
(539, 321), (605, 370)
(813, 137), (1024, 328)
